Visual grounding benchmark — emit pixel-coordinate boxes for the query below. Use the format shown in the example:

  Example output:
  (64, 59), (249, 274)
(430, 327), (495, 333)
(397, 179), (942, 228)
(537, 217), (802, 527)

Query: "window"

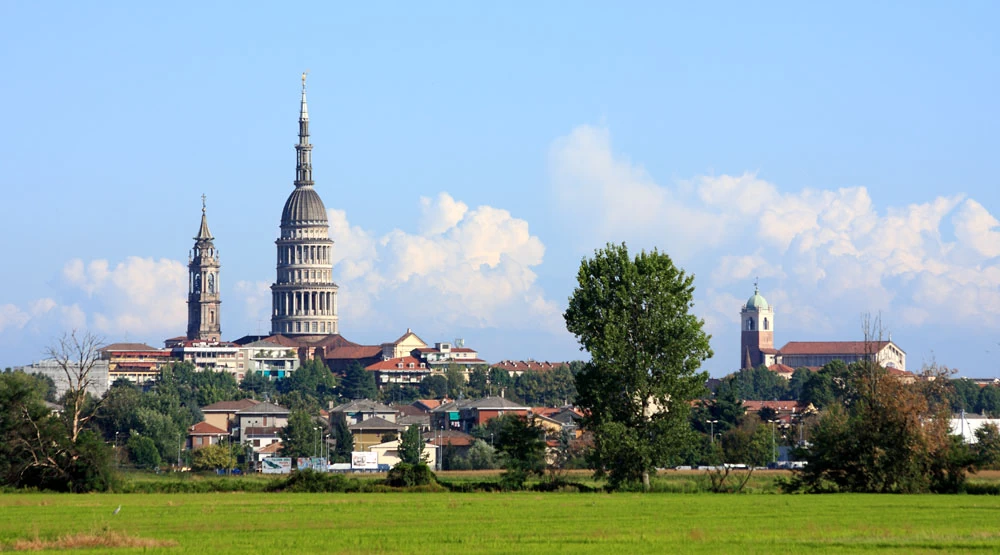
(746, 318), (755, 331)
(763, 317), (769, 331)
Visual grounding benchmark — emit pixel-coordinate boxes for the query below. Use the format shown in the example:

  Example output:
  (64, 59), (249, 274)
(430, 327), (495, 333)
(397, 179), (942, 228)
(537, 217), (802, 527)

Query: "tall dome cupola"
(270, 72), (340, 337)
(739, 280), (774, 370)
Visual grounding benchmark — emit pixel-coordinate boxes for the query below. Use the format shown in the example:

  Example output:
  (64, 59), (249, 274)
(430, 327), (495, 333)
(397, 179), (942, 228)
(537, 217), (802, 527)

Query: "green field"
(2, 491), (1000, 553)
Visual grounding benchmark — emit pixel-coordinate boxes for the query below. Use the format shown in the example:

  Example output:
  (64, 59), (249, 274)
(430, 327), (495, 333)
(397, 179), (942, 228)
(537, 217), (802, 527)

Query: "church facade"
(739, 285), (907, 374)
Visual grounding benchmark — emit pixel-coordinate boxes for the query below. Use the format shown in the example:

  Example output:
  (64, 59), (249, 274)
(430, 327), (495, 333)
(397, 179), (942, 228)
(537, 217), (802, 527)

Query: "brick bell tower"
(739, 280), (773, 369)
(187, 195), (221, 342)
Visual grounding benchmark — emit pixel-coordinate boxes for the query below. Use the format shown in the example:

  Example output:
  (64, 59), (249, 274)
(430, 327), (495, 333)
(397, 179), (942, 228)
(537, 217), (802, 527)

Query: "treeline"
(717, 362), (1000, 417)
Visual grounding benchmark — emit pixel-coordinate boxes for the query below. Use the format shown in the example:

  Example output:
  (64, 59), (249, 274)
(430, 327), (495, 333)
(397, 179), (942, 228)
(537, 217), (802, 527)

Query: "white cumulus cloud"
(549, 124), (1000, 369)
(328, 193), (561, 335)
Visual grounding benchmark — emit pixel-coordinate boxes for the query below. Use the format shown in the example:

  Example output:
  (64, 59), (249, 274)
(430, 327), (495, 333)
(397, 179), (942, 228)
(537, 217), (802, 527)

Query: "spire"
(294, 71), (313, 189)
(300, 71), (309, 121)
(196, 194), (213, 240)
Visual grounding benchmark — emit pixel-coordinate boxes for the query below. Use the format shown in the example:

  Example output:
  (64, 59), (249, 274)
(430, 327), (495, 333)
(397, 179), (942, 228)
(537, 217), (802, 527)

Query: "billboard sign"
(261, 457), (292, 474)
(311, 457), (327, 472)
(351, 451), (378, 470)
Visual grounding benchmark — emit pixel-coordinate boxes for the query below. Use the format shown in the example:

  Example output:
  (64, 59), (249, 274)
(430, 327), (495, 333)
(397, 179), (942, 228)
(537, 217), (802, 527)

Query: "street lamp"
(705, 420), (718, 444)
(767, 419), (778, 464)
(114, 431), (121, 468)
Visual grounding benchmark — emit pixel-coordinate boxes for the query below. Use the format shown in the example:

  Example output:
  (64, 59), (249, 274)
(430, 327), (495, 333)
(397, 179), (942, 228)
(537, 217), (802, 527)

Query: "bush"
(127, 435), (161, 470)
(385, 462), (434, 487)
(267, 469), (362, 493)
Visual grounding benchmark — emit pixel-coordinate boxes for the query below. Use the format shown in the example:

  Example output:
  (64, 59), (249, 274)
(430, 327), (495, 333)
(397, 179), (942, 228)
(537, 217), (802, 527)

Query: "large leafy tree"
(494, 414), (546, 489)
(792, 317), (974, 493)
(280, 409), (321, 459)
(329, 414), (354, 463)
(340, 362), (377, 400)
(565, 243), (712, 490)
(397, 424), (426, 465)
(725, 366), (788, 401)
(0, 369), (116, 492)
(278, 356), (338, 407)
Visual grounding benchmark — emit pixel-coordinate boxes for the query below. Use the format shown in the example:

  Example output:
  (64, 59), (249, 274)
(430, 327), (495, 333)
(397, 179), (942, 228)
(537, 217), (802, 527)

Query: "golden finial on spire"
(301, 70), (309, 90)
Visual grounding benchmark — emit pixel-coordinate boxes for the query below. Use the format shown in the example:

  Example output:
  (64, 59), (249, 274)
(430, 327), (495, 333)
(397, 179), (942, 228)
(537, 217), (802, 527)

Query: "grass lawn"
(2, 492), (1000, 553)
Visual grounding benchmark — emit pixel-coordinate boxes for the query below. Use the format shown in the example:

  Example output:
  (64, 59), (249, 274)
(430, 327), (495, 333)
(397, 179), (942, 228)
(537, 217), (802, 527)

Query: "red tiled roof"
(259, 441), (283, 454)
(778, 341), (893, 356)
(759, 348), (779, 354)
(201, 398), (261, 412)
(414, 399), (442, 410)
(189, 421), (228, 435)
(394, 405), (426, 417)
(532, 407), (561, 417)
(423, 430), (475, 447)
(310, 334), (362, 350)
(326, 345), (382, 360)
(767, 363), (797, 374)
(366, 356), (428, 371)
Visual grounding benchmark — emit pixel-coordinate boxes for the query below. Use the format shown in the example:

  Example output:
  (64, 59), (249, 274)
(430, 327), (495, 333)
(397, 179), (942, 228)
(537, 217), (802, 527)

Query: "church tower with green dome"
(740, 281), (774, 369)
(270, 73), (339, 337)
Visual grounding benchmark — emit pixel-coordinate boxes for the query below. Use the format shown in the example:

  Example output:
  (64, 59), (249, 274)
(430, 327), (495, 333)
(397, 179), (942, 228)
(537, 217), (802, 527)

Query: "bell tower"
(187, 195), (222, 342)
(739, 280), (773, 369)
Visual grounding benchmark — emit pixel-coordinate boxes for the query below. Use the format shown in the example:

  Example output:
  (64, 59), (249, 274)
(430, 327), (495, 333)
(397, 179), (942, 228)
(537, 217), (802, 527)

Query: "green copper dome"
(745, 291), (768, 310)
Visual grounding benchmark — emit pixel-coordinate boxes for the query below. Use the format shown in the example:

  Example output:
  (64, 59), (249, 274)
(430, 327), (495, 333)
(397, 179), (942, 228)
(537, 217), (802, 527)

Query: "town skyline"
(2, 3), (999, 377)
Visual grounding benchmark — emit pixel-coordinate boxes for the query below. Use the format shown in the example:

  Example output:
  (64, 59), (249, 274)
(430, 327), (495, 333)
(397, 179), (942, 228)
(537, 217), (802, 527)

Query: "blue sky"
(2, 2), (999, 377)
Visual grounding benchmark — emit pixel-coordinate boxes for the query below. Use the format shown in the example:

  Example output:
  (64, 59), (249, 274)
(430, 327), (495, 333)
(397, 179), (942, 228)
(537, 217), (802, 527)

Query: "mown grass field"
(3, 491), (1000, 553)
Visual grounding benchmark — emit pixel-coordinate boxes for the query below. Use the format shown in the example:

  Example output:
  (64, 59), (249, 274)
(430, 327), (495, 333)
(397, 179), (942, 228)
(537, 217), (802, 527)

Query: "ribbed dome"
(281, 187), (328, 226)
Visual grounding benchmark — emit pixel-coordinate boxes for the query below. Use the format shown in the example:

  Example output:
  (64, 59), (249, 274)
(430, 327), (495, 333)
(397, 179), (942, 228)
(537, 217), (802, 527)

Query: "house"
(368, 438), (438, 468)
(187, 421), (229, 449)
(396, 413), (431, 433)
(329, 399), (397, 425)
(424, 430), (477, 467)
(415, 340), (489, 370)
(201, 398), (262, 433)
(235, 402), (290, 440)
(168, 339), (244, 379)
(365, 356), (431, 386)
(244, 426), (283, 451)
(15, 358), (110, 398)
(531, 408), (581, 438)
(412, 399), (443, 412)
(238, 337), (300, 379)
(381, 329), (429, 360)
(349, 417), (405, 451)
(431, 396), (530, 433)
(100, 343), (175, 386)
(951, 413), (1000, 443)
(324, 344), (382, 374)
